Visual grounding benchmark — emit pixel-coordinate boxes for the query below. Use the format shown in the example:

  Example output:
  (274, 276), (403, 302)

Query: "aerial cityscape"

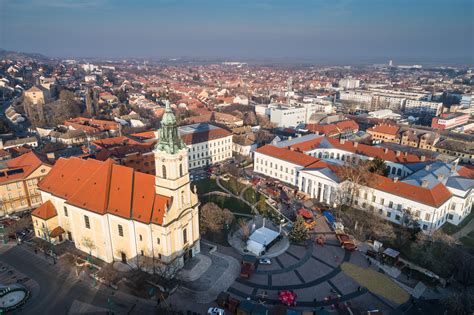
(0, 0), (473, 314)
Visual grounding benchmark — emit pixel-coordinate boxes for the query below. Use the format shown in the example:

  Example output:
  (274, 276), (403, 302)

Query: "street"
(0, 245), (157, 314)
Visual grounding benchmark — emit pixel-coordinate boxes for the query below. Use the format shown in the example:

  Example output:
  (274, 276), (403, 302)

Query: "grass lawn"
(193, 178), (224, 195)
(341, 262), (410, 305)
(242, 187), (261, 205)
(200, 195), (253, 215)
(220, 176), (247, 195)
(203, 230), (230, 246)
(442, 211), (474, 235)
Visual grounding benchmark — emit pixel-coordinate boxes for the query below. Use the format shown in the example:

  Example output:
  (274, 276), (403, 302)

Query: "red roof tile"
(367, 124), (400, 136)
(38, 157), (171, 225)
(32, 200), (57, 220)
(0, 151), (50, 183)
(288, 137), (427, 164)
(256, 145), (320, 166)
(368, 175), (452, 207)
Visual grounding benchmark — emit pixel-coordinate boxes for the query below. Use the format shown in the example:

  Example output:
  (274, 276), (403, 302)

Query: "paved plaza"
(227, 238), (398, 312)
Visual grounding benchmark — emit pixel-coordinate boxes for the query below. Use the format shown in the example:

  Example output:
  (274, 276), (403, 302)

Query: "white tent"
(246, 226), (280, 256)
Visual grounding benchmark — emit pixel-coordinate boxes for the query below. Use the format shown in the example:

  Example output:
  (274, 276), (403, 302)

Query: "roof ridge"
(103, 159), (115, 214)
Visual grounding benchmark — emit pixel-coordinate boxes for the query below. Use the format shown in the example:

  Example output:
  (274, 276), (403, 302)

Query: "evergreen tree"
(368, 157), (388, 176)
(289, 215), (309, 243)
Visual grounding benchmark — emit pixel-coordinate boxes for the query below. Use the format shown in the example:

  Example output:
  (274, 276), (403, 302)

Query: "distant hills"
(0, 48), (51, 61)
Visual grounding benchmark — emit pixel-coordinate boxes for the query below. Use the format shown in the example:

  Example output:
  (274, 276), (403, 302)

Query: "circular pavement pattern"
(226, 240), (391, 309)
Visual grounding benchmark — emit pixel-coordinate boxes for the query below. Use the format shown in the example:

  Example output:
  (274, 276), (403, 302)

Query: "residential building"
(31, 101), (200, 268)
(64, 117), (121, 136)
(434, 138), (474, 164)
(305, 120), (359, 138)
(404, 99), (443, 116)
(0, 151), (51, 217)
(90, 136), (156, 175)
(179, 123), (233, 169)
(367, 124), (440, 150)
(339, 78), (360, 90)
(367, 124), (400, 143)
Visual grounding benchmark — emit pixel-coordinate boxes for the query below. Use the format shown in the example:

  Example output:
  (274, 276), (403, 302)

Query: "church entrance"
(121, 252), (127, 263)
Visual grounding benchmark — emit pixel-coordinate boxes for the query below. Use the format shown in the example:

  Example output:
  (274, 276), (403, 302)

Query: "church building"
(31, 101), (200, 268)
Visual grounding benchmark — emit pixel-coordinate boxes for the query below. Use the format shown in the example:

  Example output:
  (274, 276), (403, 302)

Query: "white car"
(259, 258), (271, 265)
(208, 307), (225, 315)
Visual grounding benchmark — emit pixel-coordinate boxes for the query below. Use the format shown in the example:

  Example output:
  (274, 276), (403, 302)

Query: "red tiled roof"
(38, 157), (171, 225)
(50, 226), (65, 238)
(368, 175), (452, 207)
(0, 151), (50, 183)
(256, 145), (320, 166)
(32, 200), (57, 220)
(306, 120), (359, 136)
(288, 137), (427, 164)
(181, 128), (232, 145)
(458, 166), (474, 179)
(367, 124), (400, 136)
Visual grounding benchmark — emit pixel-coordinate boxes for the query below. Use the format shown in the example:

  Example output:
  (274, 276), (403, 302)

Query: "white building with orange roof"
(254, 136), (474, 233)
(31, 102), (200, 269)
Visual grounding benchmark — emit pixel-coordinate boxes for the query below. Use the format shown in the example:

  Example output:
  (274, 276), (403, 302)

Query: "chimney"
(396, 151), (401, 157)
(393, 177), (399, 183)
(340, 138), (346, 144)
(354, 142), (359, 148)
(421, 155), (426, 161)
(451, 164), (456, 172)
(404, 152), (408, 157)
(437, 174), (445, 181)
(421, 179), (429, 188)
(425, 165), (431, 171)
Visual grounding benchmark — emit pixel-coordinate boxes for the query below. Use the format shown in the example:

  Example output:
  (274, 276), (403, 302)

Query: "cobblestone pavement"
(227, 240), (398, 312)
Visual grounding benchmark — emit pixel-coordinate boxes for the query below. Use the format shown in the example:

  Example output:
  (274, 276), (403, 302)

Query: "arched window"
(179, 164), (183, 177)
(162, 165), (167, 179)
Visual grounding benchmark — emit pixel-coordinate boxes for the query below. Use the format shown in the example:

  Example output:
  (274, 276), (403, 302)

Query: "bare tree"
(200, 203), (235, 234)
(82, 236), (96, 258)
(335, 159), (374, 206)
(238, 218), (250, 242)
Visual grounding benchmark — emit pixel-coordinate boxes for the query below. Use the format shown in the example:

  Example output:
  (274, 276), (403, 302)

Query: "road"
(0, 245), (157, 314)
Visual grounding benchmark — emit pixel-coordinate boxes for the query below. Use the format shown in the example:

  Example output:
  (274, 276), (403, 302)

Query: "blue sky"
(1, 0), (473, 64)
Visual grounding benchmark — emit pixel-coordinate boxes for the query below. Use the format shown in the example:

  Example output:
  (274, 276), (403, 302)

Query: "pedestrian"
(34, 247), (38, 254)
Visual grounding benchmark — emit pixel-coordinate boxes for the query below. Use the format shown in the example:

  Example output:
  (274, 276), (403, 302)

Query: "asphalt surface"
(0, 245), (156, 314)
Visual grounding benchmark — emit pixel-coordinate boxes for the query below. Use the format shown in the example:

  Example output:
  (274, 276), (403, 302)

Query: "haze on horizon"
(0, 0), (473, 65)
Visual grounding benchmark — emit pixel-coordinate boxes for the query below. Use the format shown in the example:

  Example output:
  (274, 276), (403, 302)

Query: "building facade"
(253, 138), (474, 233)
(431, 113), (470, 130)
(0, 152), (51, 217)
(31, 102), (200, 269)
(179, 124), (233, 170)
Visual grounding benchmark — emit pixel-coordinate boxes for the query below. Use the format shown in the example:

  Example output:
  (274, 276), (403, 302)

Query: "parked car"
(208, 307), (225, 315)
(259, 258), (271, 265)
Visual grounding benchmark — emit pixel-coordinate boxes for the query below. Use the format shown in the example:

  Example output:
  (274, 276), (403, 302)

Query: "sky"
(1, 0), (473, 64)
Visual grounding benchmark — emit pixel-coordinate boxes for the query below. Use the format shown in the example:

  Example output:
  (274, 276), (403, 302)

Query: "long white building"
(253, 136), (474, 233)
(179, 123), (233, 169)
